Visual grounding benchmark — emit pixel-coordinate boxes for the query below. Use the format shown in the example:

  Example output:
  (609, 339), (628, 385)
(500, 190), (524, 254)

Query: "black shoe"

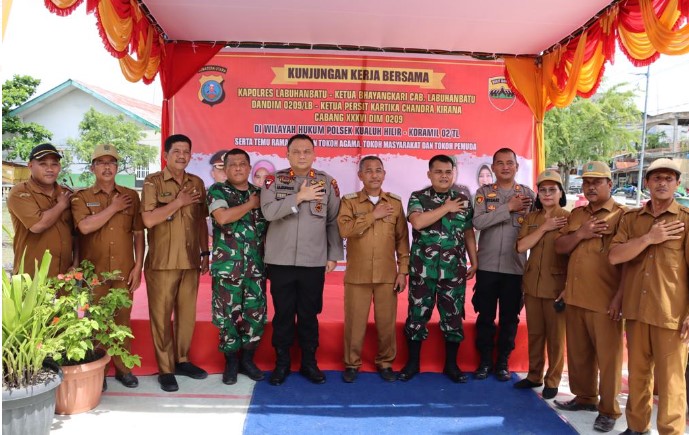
(593, 414), (616, 432)
(175, 362), (208, 379)
(514, 378), (542, 389)
(474, 364), (492, 380)
(377, 367), (396, 382)
(269, 366), (290, 386)
(223, 352), (239, 385)
(102, 378), (107, 392)
(554, 398), (598, 412)
(443, 366), (468, 383)
(239, 353), (264, 381)
(158, 373), (179, 392)
(495, 366), (511, 382)
(542, 387), (558, 399)
(342, 368), (358, 383)
(398, 339), (422, 382)
(397, 364), (419, 381)
(620, 429), (650, 435)
(300, 365), (326, 384)
(115, 372), (139, 388)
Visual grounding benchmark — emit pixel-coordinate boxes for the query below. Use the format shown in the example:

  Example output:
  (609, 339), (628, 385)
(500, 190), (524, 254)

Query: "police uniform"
(7, 178), (74, 277)
(337, 190), (409, 371)
(207, 181), (267, 353)
(558, 196), (625, 418)
(405, 186), (473, 342)
(472, 182), (536, 368)
(261, 167), (344, 352)
(612, 200), (689, 434)
(142, 167), (208, 375)
(518, 206), (569, 389)
(71, 183), (144, 375)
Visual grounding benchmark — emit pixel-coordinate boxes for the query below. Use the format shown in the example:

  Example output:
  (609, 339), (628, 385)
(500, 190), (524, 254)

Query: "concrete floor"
(50, 371), (682, 435)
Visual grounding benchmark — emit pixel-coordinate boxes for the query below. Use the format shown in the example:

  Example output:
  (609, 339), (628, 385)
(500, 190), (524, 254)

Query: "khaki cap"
(646, 158), (681, 179)
(536, 169), (563, 186)
(580, 161), (611, 179)
(91, 144), (120, 161)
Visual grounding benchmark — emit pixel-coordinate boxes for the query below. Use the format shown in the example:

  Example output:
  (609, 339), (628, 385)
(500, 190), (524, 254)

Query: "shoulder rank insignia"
(344, 193), (358, 200)
(331, 179), (340, 197)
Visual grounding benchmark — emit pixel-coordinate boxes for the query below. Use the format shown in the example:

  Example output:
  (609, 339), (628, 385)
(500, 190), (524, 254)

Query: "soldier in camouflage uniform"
(398, 154), (478, 383)
(207, 148), (268, 385)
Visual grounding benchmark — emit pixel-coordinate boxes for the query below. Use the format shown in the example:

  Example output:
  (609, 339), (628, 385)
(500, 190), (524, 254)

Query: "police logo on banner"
(488, 76), (516, 112)
(198, 65), (228, 107)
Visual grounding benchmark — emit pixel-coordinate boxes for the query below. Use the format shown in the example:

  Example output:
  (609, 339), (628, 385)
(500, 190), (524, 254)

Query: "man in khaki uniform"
(261, 134), (344, 386)
(7, 143), (75, 277)
(71, 144), (144, 390)
(337, 156), (409, 383)
(141, 134), (210, 392)
(554, 161), (625, 433)
(609, 158), (689, 435)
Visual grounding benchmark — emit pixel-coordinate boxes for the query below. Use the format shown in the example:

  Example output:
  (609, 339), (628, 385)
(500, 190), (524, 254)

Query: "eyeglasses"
(94, 161), (117, 167)
(538, 188), (559, 195)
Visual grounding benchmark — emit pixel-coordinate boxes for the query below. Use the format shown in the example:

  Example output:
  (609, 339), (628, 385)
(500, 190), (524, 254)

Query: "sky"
(1, 1), (688, 114)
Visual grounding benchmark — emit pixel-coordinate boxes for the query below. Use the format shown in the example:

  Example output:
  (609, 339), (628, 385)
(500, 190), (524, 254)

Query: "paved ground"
(50, 371), (679, 435)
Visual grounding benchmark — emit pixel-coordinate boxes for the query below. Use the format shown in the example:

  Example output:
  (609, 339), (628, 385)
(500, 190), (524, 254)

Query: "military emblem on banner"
(488, 76), (516, 112)
(198, 65), (228, 107)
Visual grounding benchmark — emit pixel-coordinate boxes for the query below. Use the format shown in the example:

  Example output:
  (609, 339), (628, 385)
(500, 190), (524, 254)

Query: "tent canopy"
(142, 0), (612, 56)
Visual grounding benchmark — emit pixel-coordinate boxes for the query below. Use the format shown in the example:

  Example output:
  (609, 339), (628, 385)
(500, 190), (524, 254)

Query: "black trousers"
(472, 269), (524, 365)
(267, 264), (326, 349)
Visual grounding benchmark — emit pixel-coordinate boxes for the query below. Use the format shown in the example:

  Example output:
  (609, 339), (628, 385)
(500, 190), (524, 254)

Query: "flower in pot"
(49, 259), (141, 415)
(2, 251), (88, 435)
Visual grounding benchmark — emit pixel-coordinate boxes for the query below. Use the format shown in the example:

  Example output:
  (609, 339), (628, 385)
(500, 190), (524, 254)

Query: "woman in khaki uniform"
(514, 170), (569, 399)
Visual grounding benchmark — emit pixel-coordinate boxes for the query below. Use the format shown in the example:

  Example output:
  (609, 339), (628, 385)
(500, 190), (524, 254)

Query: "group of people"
(7, 134), (689, 435)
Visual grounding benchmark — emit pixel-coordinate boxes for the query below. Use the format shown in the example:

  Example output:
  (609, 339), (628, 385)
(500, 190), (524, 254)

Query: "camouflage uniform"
(405, 185), (473, 342)
(207, 181), (267, 353)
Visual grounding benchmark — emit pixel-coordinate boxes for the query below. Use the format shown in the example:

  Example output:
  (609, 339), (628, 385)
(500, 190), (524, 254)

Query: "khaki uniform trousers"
(566, 304), (623, 418)
(93, 280), (133, 375)
(343, 283), (397, 369)
(145, 269), (200, 374)
(524, 294), (565, 388)
(626, 320), (688, 435)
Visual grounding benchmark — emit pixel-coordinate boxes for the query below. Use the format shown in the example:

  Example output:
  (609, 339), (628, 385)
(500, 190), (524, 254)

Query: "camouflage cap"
(579, 161), (611, 179)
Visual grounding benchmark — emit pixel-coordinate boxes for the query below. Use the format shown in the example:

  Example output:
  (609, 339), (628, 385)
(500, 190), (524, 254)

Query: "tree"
(544, 84), (641, 190)
(2, 75), (53, 160)
(68, 108), (158, 183)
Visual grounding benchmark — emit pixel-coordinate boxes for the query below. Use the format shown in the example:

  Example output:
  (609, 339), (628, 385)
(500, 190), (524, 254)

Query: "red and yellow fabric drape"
(45, 0), (162, 84)
(506, 0), (689, 173)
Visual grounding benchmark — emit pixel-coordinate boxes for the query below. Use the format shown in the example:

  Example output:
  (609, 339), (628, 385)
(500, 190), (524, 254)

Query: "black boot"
(239, 348), (264, 381)
(443, 341), (468, 383)
(269, 347), (291, 386)
(398, 339), (422, 381)
(299, 347), (326, 384)
(222, 351), (239, 385)
(495, 354), (510, 382)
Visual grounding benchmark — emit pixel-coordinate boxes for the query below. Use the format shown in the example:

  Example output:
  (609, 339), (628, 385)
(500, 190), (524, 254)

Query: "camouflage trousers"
(404, 274), (465, 343)
(211, 275), (267, 353)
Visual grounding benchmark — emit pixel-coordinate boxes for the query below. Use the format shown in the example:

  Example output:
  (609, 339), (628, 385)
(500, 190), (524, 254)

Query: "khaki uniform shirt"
(473, 182), (536, 274)
(559, 197), (625, 313)
(7, 178), (73, 277)
(611, 200), (689, 330)
(518, 207), (570, 299)
(337, 190), (410, 284)
(71, 184), (144, 276)
(141, 167), (208, 270)
(261, 168), (344, 267)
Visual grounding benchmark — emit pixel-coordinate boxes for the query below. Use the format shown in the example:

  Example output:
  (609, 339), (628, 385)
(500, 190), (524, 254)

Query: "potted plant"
(49, 260), (141, 415)
(2, 251), (84, 435)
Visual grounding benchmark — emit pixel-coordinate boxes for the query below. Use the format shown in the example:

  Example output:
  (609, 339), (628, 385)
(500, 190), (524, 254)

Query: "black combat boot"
(443, 340), (468, 383)
(222, 351), (239, 385)
(398, 339), (422, 381)
(269, 347), (291, 386)
(299, 347), (326, 384)
(239, 348), (264, 381)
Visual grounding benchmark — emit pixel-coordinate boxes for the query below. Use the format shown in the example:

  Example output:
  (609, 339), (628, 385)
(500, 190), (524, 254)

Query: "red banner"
(171, 49), (535, 199)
